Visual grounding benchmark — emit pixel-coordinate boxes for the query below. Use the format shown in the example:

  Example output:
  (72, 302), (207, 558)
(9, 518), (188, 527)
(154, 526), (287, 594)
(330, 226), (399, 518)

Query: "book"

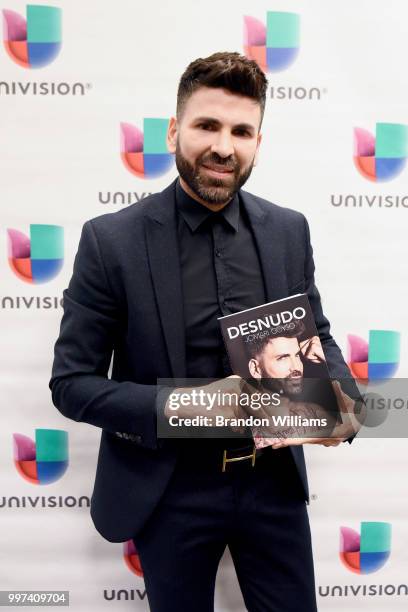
(218, 294), (339, 448)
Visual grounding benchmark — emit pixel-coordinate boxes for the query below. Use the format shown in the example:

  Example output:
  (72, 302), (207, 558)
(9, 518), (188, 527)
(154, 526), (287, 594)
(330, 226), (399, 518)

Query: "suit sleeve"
(302, 216), (363, 441)
(302, 216), (350, 379)
(49, 220), (160, 450)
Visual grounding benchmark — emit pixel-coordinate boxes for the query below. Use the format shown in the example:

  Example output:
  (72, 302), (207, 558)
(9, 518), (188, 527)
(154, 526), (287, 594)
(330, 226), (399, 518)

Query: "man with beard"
(50, 52), (358, 612)
(247, 320), (327, 395)
(247, 322), (307, 395)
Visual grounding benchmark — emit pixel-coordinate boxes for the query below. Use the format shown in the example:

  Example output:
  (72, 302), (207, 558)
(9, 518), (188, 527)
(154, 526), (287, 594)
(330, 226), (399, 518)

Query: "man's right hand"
(164, 376), (261, 432)
(164, 375), (284, 434)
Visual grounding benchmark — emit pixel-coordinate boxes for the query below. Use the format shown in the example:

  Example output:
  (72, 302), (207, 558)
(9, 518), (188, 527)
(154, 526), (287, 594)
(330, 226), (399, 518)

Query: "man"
(247, 320), (319, 395)
(50, 52), (357, 611)
(246, 320), (332, 390)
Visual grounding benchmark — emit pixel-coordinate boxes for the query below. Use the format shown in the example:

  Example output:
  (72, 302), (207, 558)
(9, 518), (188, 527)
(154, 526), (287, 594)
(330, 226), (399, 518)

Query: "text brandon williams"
(168, 415), (328, 428)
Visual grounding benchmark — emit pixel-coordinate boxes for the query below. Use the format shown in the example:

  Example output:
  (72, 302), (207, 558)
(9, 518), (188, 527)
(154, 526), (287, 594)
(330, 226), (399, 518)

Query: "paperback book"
(218, 294), (339, 447)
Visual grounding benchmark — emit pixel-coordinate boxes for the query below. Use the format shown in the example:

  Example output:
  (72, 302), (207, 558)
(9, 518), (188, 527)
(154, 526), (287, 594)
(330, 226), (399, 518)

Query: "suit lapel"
(144, 181), (186, 378)
(240, 191), (287, 302)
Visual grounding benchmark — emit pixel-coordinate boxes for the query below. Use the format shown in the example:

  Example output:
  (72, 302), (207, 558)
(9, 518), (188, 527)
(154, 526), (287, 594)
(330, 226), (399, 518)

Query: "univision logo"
(13, 429), (68, 484)
(7, 224), (64, 283)
(347, 330), (400, 382)
(123, 540), (143, 577)
(354, 123), (408, 182)
(340, 522), (391, 574)
(243, 11), (300, 72)
(2, 4), (61, 68)
(120, 119), (174, 179)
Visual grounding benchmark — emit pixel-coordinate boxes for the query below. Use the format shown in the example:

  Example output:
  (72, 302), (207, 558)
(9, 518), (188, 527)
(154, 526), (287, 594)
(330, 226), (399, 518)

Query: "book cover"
(218, 294), (339, 447)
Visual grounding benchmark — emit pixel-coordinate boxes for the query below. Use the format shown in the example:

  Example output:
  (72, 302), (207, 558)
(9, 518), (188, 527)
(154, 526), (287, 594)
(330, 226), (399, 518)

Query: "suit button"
(215, 249), (221, 257)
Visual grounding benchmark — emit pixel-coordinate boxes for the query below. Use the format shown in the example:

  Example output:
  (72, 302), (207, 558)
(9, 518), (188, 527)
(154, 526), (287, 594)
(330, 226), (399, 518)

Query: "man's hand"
(261, 380), (365, 449)
(164, 375), (249, 432)
(299, 336), (325, 363)
(330, 379), (365, 437)
(164, 375), (284, 434)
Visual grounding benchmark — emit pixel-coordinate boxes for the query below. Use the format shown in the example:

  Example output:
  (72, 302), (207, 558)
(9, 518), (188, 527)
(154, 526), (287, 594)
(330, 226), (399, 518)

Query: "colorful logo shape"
(120, 119), (174, 179)
(13, 429), (68, 485)
(7, 224), (64, 284)
(3, 5), (62, 68)
(354, 123), (408, 181)
(348, 330), (400, 382)
(340, 522), (391, 574)
(123, 540), (143, 577)
(244, 12), (300, 72)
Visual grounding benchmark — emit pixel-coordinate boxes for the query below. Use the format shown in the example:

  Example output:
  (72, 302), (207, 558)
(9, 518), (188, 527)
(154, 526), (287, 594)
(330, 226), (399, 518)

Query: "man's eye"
(198, 123), (214, 131)
(234, 129), (250, 137)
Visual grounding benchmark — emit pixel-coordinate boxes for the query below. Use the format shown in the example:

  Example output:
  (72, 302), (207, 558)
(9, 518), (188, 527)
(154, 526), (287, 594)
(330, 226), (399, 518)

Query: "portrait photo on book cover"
(218, 294), (343, 442)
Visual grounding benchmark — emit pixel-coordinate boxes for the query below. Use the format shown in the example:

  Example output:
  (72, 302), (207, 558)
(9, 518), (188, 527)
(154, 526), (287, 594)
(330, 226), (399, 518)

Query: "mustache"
(287, 371), (303, 379)
(198, 153), (238, 172)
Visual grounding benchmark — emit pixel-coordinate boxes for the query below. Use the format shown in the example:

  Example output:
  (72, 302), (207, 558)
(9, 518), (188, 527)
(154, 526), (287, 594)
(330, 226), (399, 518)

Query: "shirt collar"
(176, 178), (240, 233)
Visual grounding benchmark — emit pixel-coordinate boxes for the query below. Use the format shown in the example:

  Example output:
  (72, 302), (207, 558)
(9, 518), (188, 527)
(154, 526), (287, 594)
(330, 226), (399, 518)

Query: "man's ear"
(248, 358), (262, 379)
(253, 132), (262, 167)
(167, 116), (178, 153)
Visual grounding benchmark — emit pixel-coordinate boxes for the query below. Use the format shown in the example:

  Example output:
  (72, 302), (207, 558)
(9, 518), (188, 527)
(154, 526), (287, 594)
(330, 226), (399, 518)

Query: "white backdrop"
(1, 1), (407, 610)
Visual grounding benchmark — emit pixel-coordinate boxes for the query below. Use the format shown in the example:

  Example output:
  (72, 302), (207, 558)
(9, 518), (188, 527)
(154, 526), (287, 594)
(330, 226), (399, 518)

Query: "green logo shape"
(360, 522), (391, 554)
(27, 5), (62, 44)
(143, 118), (170, 154)
(375, 123), (408, 159)
(368, 330), (400, 364)
(266, 11), (300, 48)
(36, 429), (68, 462)
(30, 224), (64, 260)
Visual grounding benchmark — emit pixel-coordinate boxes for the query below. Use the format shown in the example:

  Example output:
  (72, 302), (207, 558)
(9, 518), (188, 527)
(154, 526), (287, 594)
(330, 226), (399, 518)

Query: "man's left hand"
(259, 380), (365, 449)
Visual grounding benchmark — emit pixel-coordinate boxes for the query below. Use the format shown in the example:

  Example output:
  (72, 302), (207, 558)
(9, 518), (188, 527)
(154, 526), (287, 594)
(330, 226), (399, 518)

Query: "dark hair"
(246, 320), (306, 361)
(177, 51), (268, 126)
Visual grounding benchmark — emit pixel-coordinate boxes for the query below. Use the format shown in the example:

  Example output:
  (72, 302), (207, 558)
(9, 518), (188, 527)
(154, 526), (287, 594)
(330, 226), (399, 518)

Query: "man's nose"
(289, 356), (301, 372)
(210, 130), (234, 158)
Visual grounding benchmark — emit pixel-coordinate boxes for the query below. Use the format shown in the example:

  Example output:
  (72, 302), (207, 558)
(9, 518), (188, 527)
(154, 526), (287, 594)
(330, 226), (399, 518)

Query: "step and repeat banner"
(1, 0), (407, 610)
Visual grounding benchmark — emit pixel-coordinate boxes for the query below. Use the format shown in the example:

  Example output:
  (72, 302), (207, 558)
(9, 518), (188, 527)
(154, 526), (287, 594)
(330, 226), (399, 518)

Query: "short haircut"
(177, 51), (268, 126)
(246, 320), (306, 361)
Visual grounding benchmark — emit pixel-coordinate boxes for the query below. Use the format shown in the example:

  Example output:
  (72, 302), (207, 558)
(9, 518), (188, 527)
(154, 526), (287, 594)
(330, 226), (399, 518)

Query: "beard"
(280, 374), (303, 396)
(175, 141), (255, 205)
(257, 372), (304, 397)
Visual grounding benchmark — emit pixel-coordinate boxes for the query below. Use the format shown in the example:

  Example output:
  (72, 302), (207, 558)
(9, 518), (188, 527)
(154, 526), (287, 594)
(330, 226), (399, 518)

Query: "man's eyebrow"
(193, 116), (218, 122)
(192, 117), (256, 132)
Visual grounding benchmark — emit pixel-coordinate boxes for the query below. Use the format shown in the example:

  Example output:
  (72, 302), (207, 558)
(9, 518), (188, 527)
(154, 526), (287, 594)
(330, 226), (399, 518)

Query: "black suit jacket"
(50, 179), (353, 542)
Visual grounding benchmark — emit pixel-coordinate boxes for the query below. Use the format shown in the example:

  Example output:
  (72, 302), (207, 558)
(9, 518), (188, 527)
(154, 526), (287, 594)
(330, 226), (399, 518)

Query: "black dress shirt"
(176, 179), (266, 382)
(174, 180), (268, 449)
